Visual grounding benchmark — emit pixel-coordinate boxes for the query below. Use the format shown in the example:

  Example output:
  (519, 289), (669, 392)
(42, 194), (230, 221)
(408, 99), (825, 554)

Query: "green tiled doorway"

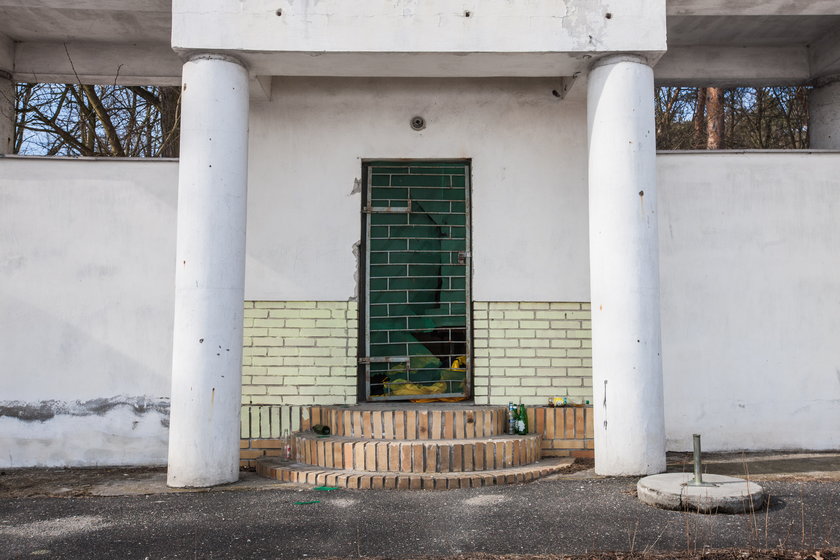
(360, 161), (472, 401)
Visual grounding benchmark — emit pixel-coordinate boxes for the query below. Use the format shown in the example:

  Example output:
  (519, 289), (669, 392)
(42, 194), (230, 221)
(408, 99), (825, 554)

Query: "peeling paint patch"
(350, 177), (361, 195)
(561, 2), (606, 50)
(352, 240), (361, 298)
(0, 255), (25, 273)
(0, 396), (170, 423)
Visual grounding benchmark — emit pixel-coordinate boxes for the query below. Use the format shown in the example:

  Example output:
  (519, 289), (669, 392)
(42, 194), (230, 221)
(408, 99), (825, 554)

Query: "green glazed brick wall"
(364, 162), (470, 398)
(472, 302), (593, 406)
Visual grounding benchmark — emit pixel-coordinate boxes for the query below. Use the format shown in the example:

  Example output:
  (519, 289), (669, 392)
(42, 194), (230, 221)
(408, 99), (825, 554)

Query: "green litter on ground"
(313, 486), (339, 491)
(293, 500), (321, 505)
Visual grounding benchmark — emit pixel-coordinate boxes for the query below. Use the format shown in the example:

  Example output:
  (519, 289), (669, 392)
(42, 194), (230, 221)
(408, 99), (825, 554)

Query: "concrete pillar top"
(590, 53), (652, 71)
(185, 53), (248, 69)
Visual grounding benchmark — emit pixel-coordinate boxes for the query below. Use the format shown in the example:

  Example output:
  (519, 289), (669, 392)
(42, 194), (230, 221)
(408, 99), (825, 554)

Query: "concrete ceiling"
(667, 15), (840, 47)
(666, 0), (840, 17)
(0, 0), (838, 85)
(0, 0), (171, 44)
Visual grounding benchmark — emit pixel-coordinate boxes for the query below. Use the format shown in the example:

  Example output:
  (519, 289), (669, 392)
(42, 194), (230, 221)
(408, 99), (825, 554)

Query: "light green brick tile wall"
(240, 300), (590, 431)
(242, 301), (358, 409)
(472, 302), (592, 406)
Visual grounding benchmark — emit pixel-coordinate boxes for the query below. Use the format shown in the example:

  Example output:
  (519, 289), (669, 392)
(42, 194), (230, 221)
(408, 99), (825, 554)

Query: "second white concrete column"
(167, 55), (250, 487)
(587, 55), (666, 476)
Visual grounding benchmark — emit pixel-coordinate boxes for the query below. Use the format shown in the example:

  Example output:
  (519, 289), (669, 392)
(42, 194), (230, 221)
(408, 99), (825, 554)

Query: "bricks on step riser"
(531, 406), (594, 453)
(246, 405), (592, 465)
(249, 403), (592, 489)
(257, 456), (573, 490)
(304, 406), (506, 439)
(291, 433), (541, 473)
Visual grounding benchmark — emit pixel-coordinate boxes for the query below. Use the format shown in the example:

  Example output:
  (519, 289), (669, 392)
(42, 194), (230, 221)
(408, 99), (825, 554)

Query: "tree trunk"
(706, 87), (724, 150)
(81, 84), (125, 157)
(158, 86), (181, 157)
(693, 87), (707, 149)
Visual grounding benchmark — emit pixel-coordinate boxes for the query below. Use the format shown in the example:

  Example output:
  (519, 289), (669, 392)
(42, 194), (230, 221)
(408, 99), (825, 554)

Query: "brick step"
(256, 456), (575, 489)
(303, 405), (508, 440)
(292, 432), (541, 473)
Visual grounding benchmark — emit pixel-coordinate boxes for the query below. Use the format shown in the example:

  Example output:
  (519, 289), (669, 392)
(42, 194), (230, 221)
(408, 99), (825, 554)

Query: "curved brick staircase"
(255, 405), (574, 489)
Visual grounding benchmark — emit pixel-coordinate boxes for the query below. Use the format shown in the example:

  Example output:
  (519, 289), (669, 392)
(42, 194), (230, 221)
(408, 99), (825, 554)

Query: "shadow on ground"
(666, 452), (840, 481)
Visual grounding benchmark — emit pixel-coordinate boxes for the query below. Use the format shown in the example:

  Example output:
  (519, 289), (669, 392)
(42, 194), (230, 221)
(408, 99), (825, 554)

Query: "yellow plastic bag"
(409, 356), (468, 403)
(383, 379), (445, 395)
(374, 356), (469, 402)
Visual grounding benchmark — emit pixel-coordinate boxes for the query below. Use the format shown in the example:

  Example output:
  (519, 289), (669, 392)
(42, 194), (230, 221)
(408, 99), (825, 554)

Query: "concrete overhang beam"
(0, 1), (171, 44)
(667, 0), (840, 16)
(0, 0), (169, 13)
(172, 0), (666, 78)
(172, 50), (663, 79)
(13, 42), (181, 86)
(654, 46), (811, 87)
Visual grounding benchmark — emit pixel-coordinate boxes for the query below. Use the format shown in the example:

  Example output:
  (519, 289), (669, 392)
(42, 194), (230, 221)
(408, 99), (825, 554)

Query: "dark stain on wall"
(0, 396), (170, 427)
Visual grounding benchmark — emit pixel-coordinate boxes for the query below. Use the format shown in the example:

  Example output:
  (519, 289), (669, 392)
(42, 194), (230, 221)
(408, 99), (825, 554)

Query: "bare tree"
(655, 87), (698, 150)
(656, 85), (810, 150)
(15, 81), (810, 155)
(14, 82), (180, 157)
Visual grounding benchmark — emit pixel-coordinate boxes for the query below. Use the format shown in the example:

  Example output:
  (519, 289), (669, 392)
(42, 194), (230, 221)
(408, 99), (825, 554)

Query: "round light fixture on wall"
(410, 116), (426, 131)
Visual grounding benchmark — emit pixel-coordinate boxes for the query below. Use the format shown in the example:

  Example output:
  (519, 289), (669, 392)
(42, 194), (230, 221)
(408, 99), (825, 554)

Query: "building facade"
(1, 1), (839, 486)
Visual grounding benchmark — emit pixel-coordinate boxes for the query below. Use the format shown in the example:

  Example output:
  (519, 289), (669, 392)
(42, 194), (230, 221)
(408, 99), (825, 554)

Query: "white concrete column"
(167, 54), (250, 488)
(809, 78), (840, 149)
(587, 55), (665, 476)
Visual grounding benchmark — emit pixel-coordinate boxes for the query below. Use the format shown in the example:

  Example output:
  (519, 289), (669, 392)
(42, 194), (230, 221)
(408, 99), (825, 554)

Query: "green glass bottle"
(516, 404), (529, 435)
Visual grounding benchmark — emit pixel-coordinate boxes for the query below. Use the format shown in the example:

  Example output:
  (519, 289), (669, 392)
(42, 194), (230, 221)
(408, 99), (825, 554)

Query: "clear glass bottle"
(507, 402), (516, 434)
(281, 429), (292, 461)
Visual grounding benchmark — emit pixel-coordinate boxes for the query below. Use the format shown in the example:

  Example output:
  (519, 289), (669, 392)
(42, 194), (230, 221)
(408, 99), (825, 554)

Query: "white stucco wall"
(658, 151), (840, 451)
(0, 158), (177, 467)
(246, 77), (591, 303)
(2, 129), (839, 467)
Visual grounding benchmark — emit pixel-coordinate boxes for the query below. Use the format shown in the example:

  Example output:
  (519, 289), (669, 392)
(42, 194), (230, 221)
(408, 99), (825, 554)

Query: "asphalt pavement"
(1, 463), (838, 560)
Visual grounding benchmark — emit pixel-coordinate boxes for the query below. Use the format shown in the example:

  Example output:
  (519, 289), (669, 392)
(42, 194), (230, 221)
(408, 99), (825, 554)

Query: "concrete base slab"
(638, 473), (765, 514)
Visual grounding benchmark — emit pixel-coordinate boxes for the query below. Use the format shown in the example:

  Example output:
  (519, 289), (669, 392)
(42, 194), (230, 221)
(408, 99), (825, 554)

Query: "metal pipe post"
(692, 433), (703, 485)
